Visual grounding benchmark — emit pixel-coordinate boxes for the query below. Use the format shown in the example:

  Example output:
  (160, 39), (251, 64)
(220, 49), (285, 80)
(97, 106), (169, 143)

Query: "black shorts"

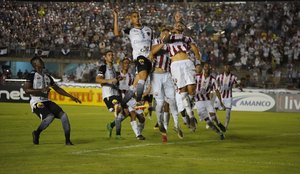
(135, 56), (152, 73)
(33, 101), (63, 120)
(143, 94), (153, 103)
(104, 95), (122, 112)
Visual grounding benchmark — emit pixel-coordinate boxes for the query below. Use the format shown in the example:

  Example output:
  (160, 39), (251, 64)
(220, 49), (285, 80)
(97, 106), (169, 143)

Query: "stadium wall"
(0, 82), (299, 113)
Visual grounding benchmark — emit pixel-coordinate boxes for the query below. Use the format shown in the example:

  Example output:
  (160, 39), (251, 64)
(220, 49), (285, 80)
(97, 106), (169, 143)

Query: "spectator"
(0, 1), (299, 88)
(17, 69), (23, 79)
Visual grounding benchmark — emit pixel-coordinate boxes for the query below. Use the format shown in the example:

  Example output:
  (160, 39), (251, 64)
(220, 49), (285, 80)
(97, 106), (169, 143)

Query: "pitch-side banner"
(0, 84), (29, 103)
(48, 87), (105, 106)
(276, 94), (300, 113)
(232, 92), (276, 112)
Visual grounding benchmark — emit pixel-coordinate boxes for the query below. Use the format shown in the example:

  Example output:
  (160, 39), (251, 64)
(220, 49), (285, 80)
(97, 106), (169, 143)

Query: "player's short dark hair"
(131, 11), (139, 15)
(161, 27), (170, 32)
(122, 57), (131, 63)
(30, 56), (43, 66)
(104, 50), (113, 56)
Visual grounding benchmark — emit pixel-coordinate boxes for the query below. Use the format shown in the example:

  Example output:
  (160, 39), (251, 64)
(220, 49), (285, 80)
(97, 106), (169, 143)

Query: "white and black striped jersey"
(129, 26), (152, 60)
(26, 70), (54, 108)
(97, 64), (120, 99)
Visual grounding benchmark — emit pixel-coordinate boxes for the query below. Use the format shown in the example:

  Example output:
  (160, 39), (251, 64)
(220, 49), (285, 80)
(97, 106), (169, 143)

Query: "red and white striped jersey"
(216, 73), (238, 98)
(152, 38), (171, 72)
(195, 73), (217, 101)
(163, 34), (195, 57)
(118, 71), (134, 94)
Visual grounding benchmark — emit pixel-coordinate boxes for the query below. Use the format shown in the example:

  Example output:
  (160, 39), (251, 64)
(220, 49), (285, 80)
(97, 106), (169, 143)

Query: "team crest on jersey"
(36, 102), (45, 108)
(147, 32), (150, 36)
(138, 59), (145, 65)
(112, 99), (118, 105)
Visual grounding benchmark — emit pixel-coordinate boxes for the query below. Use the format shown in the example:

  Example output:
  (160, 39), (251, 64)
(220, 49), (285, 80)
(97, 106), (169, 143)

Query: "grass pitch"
(0, 103), (299, 174)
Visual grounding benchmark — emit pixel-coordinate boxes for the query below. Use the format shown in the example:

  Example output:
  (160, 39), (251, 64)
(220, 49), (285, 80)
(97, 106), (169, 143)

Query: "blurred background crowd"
(0, 1), (299, 89)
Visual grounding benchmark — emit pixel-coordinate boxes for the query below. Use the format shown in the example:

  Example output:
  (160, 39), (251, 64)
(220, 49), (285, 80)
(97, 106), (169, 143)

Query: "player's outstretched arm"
(52, 83), (81, 104)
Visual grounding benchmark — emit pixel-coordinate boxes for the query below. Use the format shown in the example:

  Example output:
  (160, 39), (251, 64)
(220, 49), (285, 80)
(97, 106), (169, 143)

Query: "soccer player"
(118, 57), (146, 140)
(113, 9), (153, 104)
(24, 56), (81, 145)
(194, 63), (226, 140)
(96, 50), (125, 139)
(151, 27), (183, 142)
(151, 22), (201, 132)
(215, 64), (243, 130)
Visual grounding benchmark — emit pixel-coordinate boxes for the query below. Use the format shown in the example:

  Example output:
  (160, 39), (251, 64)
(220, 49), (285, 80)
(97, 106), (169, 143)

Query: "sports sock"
(136, 80), (145, 102)
(225, 109), (231, 128)
(155, 99), (164, 127)
(130, 121), (139, 137)
(168, 99), (179, 128)
(115, 114), (123, 136)
(138, 122), (145, 134)
(163, 112), (170, 130)
(60, 113), (71, 142)
(181, 92), (194, 119)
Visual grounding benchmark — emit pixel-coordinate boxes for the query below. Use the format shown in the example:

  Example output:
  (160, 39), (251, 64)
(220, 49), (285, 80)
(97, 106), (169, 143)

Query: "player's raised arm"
(150, 28), (170, 57)
(113, 9), (121, 37)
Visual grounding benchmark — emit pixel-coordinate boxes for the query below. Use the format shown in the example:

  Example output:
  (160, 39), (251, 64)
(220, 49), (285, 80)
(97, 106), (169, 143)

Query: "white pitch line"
(74, 151), (297, 167)
(72, 133), (300, 155)
(71, 139), (218, 155)
(71, 133), (300, 167)
(264, 132), (300, 138)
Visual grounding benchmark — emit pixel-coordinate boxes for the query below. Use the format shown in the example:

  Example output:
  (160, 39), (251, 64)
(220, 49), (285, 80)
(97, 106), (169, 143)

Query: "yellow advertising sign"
(48, 87), (105, 106)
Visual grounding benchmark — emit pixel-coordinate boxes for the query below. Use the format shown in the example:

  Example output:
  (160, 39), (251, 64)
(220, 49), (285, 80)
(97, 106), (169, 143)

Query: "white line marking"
(71, 133), (300, 167)
(74, 152), (297, 167)
(71, 139), (218, 155)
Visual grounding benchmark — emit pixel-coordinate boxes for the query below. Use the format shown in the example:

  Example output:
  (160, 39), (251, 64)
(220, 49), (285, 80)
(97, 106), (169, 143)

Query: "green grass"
(0, 103), (299, 174)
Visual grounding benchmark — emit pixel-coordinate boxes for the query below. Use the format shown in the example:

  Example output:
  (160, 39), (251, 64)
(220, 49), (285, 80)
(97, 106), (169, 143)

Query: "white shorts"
(170, 59), (196, 89)
(126, 98), (143, 114)
(214, 97), (232, 109)
(152, 72), (176, 102)
(195, 100), (216, 120)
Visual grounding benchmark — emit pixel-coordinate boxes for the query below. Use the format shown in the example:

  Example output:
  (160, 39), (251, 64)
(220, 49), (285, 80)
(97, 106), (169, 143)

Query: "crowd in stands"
(0, 1), (299, 89)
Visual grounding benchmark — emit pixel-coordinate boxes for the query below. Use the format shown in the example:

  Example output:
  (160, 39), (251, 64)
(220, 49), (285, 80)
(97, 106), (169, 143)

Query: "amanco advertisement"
(232, 92), (276, 112)
(1, 83), (299, 113)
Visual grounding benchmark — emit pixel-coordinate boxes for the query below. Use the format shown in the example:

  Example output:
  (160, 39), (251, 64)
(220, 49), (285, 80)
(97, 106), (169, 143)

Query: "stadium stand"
(0, 1), (299, 88)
